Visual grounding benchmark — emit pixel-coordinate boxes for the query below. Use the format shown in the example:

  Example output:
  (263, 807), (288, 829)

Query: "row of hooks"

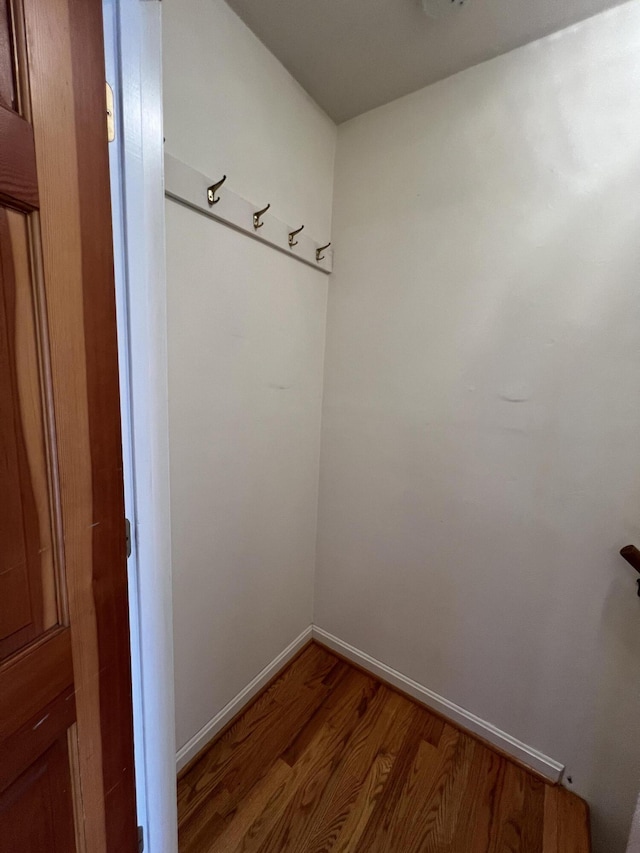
(207, 175), (331, 263)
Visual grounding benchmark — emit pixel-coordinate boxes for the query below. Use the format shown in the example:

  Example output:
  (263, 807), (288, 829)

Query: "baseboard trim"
(311, 626), (565, 783)
(175, 623), (564, 784)
(175, 626), (313, 773)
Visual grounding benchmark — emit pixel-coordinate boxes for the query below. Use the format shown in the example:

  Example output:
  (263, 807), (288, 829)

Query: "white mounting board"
(164, 153), (333, 275)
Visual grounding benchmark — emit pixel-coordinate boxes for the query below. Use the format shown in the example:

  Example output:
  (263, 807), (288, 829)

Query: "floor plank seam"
(178, 642), (590, 853)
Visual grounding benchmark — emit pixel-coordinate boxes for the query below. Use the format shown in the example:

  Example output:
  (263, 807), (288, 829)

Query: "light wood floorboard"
(177, 642), (590, 853)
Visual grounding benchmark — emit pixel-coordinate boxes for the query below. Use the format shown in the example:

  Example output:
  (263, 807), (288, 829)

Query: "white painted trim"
(164, 153), (334, 274)
(175, 623), (564, 783)
(102, 0), (149, 836)
(312, 626), (565, 783)
(176, 627), (313, 773)
(113, 1), (178, 851)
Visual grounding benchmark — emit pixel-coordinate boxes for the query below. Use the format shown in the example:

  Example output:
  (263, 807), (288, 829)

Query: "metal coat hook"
(316, 243), (331, 262)
(207, 175), (227, 206)
(253, 203), (271, 230)
(288, 225), (304, 248)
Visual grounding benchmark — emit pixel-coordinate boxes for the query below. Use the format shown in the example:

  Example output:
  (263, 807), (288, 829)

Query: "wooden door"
(0, 1), (137, 851)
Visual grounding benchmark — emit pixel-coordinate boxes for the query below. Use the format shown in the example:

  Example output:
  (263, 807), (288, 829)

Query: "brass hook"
(207, 175), (227, 205)
(253, 203), (271, 230)
(316, 243), (331, 262)
(288, 225), (304, 248)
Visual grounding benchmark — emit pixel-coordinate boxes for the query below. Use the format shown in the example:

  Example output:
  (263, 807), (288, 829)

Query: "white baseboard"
(175, 626), (313, 773)
(175, 623), (564, 784)
(311, 626), (564, 783)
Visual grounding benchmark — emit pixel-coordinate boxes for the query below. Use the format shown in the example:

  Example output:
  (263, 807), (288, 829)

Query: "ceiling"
(225, 0), (630, 123)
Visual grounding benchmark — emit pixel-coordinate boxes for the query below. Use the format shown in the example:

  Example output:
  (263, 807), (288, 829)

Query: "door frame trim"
(105, 1), (178, 851)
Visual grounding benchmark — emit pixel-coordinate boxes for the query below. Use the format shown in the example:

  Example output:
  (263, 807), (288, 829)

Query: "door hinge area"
(106, 81), (115, 142)
(138, 825), (144, 853)
(125, 517), (132, 559)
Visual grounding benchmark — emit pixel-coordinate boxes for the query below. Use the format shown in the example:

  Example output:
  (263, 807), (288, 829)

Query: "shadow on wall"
(591, 576), (640, 851)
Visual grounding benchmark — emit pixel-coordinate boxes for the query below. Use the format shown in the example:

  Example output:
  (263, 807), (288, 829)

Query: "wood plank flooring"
(177, 642), (590, 853)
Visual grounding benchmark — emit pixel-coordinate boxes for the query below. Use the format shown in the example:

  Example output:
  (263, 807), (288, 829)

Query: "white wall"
(163, 0), (335, 754)
(316, 5), (640, 851)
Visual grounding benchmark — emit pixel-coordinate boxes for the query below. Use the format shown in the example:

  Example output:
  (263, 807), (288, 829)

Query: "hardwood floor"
(177, 642), (590, 853)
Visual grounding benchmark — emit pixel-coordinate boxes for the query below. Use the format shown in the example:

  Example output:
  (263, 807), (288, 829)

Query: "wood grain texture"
(0, 105), (37, 209)
(178, 642), (591, 853)
(543, 785), (591, 853)
(0, 207), (56, 661)
(0, 0), (138, 848)
(0, 629), (72, 741)
(0, 0), (15, 109)
(0, 736), (76, 853)
(67, 1), (136, 847)
(0, 684), (76, 792)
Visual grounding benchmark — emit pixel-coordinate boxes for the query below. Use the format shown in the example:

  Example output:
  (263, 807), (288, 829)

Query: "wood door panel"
(0, 0), (15, 110)
(0, 0), (138, 847)
(0, 684), (76, 793)
(0, 565), (32, 640)
(0, 205), (58, 660)
(21, 0), (138, 848)
(0, 216), (25, 576)
(0, 736), (76, 853)
(0, 629), (73, 741)
(0, 105), (37, 209)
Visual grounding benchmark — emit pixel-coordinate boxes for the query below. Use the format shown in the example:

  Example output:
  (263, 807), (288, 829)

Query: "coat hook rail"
(207, 174), (227, 205)
(253, 203), (271, 230)
(164, 154), (333, 275)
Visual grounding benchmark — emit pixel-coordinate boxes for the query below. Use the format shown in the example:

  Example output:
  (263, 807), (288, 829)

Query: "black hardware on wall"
(288, 225), (304, 248)
(253, 203), (271, 230)
(316, 243), (331, 262)
(207, 174), (227, 205)
(620, 545), (640, 597)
